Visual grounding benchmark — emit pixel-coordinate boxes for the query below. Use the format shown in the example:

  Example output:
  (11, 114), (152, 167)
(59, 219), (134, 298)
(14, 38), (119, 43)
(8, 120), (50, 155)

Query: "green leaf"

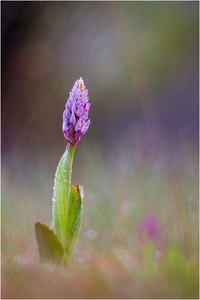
(63, 185), (83, 264)
(52, 146), (75, 248)
(35, 222), (64, 264)
(162, 246), (199, 298)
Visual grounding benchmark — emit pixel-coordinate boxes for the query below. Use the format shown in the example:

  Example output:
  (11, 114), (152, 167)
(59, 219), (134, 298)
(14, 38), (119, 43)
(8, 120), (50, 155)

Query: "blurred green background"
(2, 1), (199, 298)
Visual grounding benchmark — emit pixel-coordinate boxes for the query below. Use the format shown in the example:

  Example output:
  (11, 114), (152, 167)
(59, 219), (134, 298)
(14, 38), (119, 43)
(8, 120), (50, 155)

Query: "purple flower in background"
(137, 215), (160, 243)
(63, 77), (90, 147)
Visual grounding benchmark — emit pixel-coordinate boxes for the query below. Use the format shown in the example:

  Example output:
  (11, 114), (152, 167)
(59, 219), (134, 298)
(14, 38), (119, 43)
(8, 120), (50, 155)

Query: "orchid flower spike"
(63, 77), (91, 148)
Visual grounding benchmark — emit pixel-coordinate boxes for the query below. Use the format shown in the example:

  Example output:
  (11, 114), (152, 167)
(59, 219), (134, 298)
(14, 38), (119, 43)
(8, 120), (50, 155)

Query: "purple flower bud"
(70, 111), (76, 125)
(137, 215), (160, 243)
(75, 118), (82, 132)
(81, 119), (90, 135)
(62, 77), (91, 147)
(76, 105), (84, 117)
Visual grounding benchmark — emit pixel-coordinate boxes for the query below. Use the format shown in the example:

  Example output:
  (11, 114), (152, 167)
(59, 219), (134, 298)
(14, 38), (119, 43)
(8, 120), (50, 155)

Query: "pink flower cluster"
(63, 78), (90, 147)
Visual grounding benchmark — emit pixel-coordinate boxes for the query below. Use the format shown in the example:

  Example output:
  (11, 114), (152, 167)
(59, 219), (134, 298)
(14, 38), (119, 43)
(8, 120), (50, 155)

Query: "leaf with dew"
(35, 222), (64, 264)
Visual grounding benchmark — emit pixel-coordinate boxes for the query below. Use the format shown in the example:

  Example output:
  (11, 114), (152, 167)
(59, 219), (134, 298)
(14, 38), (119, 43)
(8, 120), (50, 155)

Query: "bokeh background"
(2, 1), (199, 299)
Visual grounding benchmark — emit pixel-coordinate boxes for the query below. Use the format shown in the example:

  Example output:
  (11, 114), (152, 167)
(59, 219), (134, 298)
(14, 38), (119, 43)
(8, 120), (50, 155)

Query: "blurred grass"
(2, 1), (199, 298)
(2, 140), (199, 298)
